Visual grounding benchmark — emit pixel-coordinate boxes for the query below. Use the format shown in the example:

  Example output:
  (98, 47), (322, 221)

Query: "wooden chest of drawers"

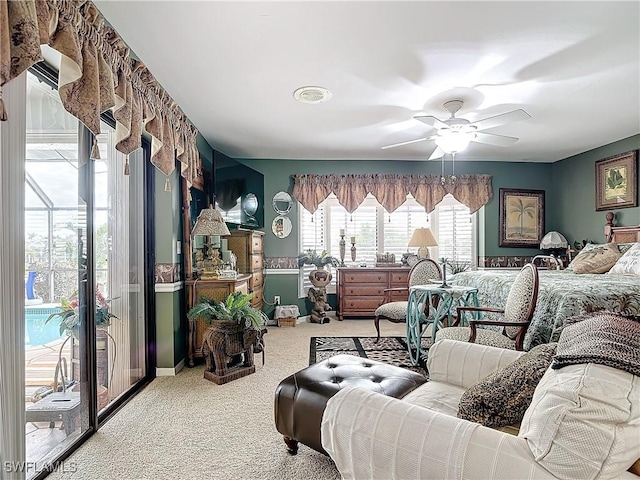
(227, 229), (264, 309)
(337, 266), (410, 320)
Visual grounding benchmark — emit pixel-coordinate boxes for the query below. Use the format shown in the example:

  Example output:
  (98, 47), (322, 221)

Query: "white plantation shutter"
(435, 195), (474, 264)
(299, 205), (329, 295)
(298, 193), (475, 297)
(384, 199), (430, 259)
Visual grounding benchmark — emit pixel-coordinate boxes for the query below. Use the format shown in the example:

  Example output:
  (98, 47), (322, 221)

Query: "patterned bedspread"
(450, 269), (640, 351)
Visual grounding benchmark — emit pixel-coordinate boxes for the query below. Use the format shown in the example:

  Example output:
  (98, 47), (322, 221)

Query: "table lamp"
(540, 231), (568, 256)
(408, 228), (438, 260)
(192, 205), (231, 279)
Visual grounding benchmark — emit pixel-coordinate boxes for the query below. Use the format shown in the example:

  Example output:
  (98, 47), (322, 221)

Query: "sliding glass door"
(17, 67), (151, 478)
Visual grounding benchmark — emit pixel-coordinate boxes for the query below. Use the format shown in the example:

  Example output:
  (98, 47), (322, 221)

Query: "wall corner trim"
(156, 358), (185, 376)
(154, 281), (184, 293)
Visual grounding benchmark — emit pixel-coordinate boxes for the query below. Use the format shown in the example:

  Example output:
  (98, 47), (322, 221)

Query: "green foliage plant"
(187, 292), (267, 330)
(297, 249), (339, 268)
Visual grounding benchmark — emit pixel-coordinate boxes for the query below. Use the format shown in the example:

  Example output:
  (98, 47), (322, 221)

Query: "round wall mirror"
(272, 191), (293, 215)
(272, 215), (292, 238)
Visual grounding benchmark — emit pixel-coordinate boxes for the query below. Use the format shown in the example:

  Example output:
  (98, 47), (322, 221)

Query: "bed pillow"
(457, 343), (557, 428)
(608, 242), (640, 276)
(569, 243), (621, 274)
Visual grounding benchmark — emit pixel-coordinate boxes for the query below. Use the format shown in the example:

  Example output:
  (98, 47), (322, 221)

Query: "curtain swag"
(291, 174), (493, 214)
(0, 0), (199, 188)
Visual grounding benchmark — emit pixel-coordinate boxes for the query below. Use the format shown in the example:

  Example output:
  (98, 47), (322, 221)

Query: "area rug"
(309, 336), (430, 378)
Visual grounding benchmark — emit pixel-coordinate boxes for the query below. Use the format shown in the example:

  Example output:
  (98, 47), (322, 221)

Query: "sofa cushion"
(519, 363), (640, 480)
(456, 343), (556, 428)
(569, 242), (622, 274)
(401, 381), (465, 417)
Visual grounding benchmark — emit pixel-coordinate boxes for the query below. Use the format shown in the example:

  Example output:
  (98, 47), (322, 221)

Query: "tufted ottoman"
(274, 354), (427, 455)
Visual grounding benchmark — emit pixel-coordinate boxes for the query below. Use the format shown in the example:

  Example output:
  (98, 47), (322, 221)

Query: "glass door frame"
(25, 62), (157, 479)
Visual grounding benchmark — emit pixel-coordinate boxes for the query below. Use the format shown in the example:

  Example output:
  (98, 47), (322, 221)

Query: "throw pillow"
(457, 343), (557, 428)
(519, 363), (640, 480)
(570, 242), (621, 274)
(608, 242), (640, 276)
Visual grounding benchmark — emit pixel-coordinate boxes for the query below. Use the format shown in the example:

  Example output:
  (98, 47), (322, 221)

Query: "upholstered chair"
(374, 259), (441, 342)
(436, 263), (539, 350)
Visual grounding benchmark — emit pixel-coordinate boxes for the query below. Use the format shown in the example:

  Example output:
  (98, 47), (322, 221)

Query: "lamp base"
(417, 246), (430, 260)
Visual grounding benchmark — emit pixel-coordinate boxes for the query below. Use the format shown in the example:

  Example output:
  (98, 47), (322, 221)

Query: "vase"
(309, 266), (332, 288)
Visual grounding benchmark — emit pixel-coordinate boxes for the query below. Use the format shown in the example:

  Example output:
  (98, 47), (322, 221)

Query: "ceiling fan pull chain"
(450, 153), (457, 184)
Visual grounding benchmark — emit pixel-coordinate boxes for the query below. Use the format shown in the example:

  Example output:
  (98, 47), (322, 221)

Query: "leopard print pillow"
(457, 343), (557, 428)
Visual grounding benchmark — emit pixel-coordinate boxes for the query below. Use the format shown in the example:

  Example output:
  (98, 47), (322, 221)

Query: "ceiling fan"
(381, 100), (531, 159)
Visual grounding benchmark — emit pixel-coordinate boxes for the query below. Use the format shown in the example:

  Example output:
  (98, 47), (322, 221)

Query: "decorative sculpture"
(307, 287), (331, 324)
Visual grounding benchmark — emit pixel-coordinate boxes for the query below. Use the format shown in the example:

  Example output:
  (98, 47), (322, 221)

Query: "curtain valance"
(291, 174), (493, 214)
(0, 0), (199, 187)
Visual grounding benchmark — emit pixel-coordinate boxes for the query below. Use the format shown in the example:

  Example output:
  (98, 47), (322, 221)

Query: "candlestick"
(350, 240), (357, 263)
(439, 260), (449, 288)
(339, 234), (346, 266)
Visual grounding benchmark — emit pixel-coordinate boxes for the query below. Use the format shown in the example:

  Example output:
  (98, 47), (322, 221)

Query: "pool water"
(25, 305), (63, 346)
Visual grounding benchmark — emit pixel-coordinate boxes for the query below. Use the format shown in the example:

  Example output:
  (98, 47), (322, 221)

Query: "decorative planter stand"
(201, 322), (260, 384)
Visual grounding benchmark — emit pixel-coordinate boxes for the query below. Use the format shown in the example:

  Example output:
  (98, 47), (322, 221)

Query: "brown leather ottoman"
(274, 354), (427, 455)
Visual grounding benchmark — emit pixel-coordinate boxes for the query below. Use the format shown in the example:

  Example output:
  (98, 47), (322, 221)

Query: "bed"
(450, 219), (640, 351)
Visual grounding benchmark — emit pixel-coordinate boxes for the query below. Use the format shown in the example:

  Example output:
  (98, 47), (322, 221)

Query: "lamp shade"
(540, 231), (568, 250)
(191, 205), (231, 237)
(408, 228), (438, 259)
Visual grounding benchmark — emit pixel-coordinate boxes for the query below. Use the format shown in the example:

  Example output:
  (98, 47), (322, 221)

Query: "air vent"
(293, 86), (332, 104)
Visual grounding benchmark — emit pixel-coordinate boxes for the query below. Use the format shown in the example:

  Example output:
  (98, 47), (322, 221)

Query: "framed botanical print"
(499, 188), (545, 248)
(595, 150), (638, 211)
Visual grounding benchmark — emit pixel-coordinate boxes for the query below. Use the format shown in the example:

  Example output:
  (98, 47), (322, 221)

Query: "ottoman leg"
(283, 436), (299, 455)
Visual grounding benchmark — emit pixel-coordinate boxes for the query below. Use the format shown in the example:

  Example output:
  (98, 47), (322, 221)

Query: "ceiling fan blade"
(381, 137), (429, 150)
(470, 109), (531, 132)
(414, 115), (448, 129)
(428, 146), (443, 160)
(473, 131), (519, 147)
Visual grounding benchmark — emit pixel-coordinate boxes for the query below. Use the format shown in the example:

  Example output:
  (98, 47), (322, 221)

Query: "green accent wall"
(154, 133), (213, 369)
(240, 158), (553, 260)
(155, 134), (639, 356)
(550, 135), (640, 246)
(238, 157), (553, 312)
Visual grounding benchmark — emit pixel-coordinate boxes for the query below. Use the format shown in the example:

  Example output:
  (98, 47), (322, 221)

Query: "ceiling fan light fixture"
(435, 131), (474, 154)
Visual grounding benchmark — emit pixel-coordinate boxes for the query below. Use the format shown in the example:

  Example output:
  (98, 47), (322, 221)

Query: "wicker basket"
(278, 317), (297, 327)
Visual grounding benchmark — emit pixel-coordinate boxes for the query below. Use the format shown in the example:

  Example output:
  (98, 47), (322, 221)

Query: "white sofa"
(321, 339), (640, 480)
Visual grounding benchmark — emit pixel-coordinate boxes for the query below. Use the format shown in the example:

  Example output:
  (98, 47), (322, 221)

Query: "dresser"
(337, 266), (410, 320)
(226, 229), (264, 309)
(185, 275), (251, 366)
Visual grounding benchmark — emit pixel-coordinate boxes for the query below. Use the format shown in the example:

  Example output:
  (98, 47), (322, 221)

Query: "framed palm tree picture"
(499, 188), (545, 247)
(595, 150), (637, 211)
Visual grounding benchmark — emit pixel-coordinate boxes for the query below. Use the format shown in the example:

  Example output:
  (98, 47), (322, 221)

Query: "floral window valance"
(291, 174), (493, 214)
(0, 0), (199, 187)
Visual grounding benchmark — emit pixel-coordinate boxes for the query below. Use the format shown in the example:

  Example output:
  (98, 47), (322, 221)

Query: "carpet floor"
(46, 318), (408, 480)
(310, 336), (430, 377)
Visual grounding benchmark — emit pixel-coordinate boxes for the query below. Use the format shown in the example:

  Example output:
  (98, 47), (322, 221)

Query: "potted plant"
(186, 291), (267, 329)
(186, 292), (268, 384)
(44, 289), (117, 404)
(297, 249), (340, 268)
(297, 249), (340, 288)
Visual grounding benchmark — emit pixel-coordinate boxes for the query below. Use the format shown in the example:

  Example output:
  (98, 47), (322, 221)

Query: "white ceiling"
(94, 1), (640, 163)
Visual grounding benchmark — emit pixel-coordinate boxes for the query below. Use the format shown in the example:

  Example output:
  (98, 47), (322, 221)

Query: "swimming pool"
(25, 305), (63, 346)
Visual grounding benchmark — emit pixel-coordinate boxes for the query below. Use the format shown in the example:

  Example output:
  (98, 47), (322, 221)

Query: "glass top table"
(406, 283), (479, 366)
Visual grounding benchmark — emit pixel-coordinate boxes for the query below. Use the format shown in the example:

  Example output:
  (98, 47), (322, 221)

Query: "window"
(298, 193), (476, 296)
